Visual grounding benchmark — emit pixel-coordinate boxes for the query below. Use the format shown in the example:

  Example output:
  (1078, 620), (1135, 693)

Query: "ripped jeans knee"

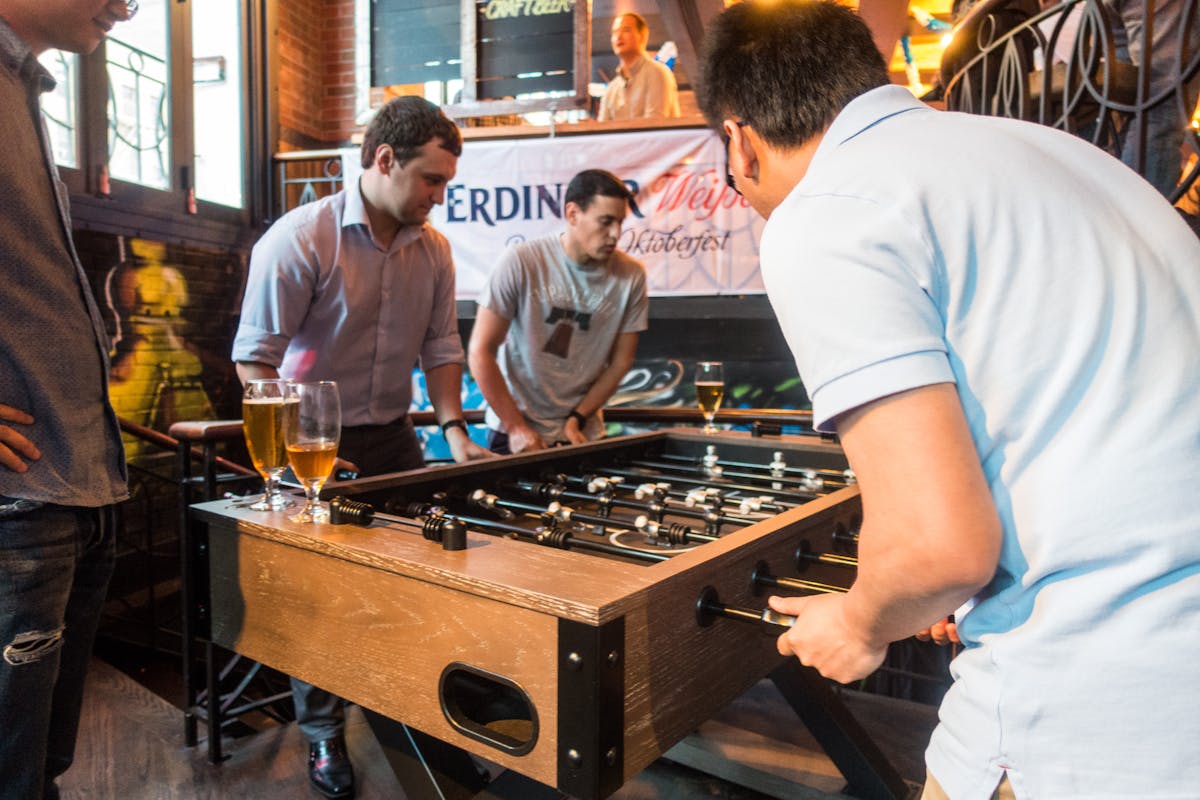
(3, 626), (65, 666)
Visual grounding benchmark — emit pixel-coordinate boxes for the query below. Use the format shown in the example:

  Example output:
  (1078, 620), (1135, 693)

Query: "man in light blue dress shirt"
(700, 3), (1200, 799)
(232, 95), (491, 799)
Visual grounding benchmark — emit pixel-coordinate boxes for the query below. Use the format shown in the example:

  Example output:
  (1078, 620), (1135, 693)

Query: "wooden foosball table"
(186, 429), (913, 799)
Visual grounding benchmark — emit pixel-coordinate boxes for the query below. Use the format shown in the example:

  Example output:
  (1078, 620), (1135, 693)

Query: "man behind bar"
(700, 2), (1200, 799)
(597, 12), (680, 121)
(468, 169), (648, 454)
(0, 2), (135, 798)
(233, 95), (491, 799)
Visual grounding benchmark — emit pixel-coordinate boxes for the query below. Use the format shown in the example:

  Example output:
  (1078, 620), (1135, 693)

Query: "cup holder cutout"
(439, 663), (538, 755)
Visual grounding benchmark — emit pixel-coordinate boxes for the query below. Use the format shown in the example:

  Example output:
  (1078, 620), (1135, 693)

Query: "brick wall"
(278, 0), (359, 149)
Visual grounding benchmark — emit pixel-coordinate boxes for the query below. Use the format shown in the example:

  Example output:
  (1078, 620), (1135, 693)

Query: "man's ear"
(727, 121), (759, 189)
(564, 200), (580, 225)
(374, 144), (394, 174)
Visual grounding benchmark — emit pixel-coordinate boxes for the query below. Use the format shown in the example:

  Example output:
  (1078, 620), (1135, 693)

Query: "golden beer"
(242, 398), (291, 476)
(286, 440), (338, 483)
(696, 381), (725, 417)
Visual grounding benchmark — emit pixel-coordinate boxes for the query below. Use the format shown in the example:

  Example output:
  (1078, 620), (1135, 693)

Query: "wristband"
(440, 418), (468, 434)
(567, 409), (587, 427)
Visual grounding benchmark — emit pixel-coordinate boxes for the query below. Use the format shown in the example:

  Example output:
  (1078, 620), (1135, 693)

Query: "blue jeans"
(0, 501), (116, 800)
(1106, 0), (1200, 196)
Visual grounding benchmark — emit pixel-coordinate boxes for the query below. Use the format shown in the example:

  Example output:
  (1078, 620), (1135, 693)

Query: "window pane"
(38, 50), (79, 168)
(107, 0), (171, 190)
(193, 0), (244, 208)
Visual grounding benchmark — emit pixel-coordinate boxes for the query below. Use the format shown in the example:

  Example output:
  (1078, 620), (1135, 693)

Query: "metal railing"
(942, 0), (1200, 202)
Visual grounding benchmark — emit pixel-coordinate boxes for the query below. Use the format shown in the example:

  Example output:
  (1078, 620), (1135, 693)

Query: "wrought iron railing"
(942, 0), (1200, 202)
(106, 35), (170, 189)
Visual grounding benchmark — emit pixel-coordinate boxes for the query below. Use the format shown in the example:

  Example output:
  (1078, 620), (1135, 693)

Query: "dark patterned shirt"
(0, 17), (127, 506)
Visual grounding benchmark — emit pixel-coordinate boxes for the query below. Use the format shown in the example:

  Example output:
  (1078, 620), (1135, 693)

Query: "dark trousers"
(485, 428), (511, 455)
(0, 502), (116, 800)
(291, 416), (424, 742)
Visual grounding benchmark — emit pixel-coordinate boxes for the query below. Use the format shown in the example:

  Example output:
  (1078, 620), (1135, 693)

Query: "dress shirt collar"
(343, 174), (431, 251)
(0, 15), (56, 93)
(342, 175), (371, 230)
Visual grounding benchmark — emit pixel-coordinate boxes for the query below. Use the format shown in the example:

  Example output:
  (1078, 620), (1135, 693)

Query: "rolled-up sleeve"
(419, 238), (465, 371)
(232, 221), (319, 367)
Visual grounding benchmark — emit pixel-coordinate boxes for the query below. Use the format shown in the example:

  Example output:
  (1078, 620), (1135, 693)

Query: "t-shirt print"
(542, 306), (592, 358)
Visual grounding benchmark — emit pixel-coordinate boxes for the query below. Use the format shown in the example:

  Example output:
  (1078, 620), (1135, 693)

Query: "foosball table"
(186, 429), (912, 799)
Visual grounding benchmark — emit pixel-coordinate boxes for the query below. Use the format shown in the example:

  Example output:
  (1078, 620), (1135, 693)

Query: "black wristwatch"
(441, 418), (468, 434)
(567, 409), (587, 427)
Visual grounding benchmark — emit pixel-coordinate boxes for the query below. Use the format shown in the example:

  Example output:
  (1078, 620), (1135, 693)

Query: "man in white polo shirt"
(700, 2), (1200, 799)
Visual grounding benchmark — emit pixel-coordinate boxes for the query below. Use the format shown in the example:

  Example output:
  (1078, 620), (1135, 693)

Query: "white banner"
(421, 127), (767, 298)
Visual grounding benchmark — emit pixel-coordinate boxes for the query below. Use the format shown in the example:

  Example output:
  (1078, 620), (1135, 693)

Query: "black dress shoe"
(308, 736), (356, 799)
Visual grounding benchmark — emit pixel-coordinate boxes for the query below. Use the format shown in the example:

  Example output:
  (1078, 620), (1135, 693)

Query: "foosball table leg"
(769, 660), (916, 800)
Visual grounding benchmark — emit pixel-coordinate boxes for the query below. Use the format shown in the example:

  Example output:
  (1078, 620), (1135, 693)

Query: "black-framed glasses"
(723, 119), (749, 195)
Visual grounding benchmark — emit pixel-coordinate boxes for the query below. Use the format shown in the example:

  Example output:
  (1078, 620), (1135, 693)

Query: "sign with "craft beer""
(476, 0), (576, 99)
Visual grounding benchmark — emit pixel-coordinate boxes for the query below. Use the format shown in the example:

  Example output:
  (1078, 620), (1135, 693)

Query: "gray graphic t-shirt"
(478, 234), (648, 441)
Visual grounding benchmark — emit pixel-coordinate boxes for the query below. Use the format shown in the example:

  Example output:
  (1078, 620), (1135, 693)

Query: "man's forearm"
(469, 354), (529, 432)
(235, 361), (280, 385)
(424, 362), (467, 423)
(843, 529), (992, 648)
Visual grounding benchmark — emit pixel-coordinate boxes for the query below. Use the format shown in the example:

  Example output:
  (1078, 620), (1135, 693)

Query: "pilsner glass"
(695, 362), (725, 434)
(242, 378), (294, 511)
(283, 381), (341, 523)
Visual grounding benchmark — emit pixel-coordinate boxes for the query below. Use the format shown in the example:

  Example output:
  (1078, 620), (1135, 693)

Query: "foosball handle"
(695, 586), (797, 631)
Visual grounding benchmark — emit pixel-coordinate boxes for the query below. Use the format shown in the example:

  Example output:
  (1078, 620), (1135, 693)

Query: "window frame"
(56, 0), (268, 241)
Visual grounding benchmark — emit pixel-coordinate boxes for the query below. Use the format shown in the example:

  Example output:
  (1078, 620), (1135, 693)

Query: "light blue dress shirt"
(761, 85), (1200, 799)
(232, 178), (464, 426)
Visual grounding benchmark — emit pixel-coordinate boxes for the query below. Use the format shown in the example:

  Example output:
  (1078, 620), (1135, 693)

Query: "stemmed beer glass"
(695, 362), (725, 434)
(283, 381), (341, 523)
(242, 378), (295, 511)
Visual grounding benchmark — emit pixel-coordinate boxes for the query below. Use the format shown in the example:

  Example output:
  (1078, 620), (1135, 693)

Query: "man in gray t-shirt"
(468, 169), (649, 453)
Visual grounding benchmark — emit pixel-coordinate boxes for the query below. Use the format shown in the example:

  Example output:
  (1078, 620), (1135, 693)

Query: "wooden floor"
(59, 657), (937, 799)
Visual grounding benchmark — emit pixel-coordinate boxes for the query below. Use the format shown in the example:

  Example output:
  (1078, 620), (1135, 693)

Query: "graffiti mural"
(75, 231), (246, 462)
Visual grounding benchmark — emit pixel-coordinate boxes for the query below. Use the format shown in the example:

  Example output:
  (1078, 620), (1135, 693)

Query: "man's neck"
(618, 52), (644, 76)
(358, 176), (403, 248)
(560, 233), (604, 269)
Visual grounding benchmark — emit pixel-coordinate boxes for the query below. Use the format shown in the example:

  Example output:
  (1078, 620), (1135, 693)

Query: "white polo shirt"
(760, 85), (1200, 799)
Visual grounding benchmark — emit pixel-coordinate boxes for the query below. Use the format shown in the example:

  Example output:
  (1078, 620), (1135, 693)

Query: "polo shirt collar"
(813, 84), (926, 159)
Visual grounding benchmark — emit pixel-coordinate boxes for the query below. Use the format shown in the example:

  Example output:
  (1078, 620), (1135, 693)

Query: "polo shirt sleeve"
(419, 234), (465, 371)
(760, 192), (953, 433)
(231, 219), (320, 368)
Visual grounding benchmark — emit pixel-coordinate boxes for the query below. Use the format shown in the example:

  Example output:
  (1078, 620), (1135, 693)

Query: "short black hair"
(564, 169), (634, 211)
(360, 96), (463, 170)
(698, 0), (889, 149)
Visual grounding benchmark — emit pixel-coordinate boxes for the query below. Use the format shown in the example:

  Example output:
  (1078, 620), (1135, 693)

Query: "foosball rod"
(588, 464), (819, 503)
(553, 472), (788, 516)
(378, 499), (672, 563)
(656, 451), (855, 483)
(623, 456), (840, 493)
(475, 493), (718, 544)
(753, 561), (849, 596)
(695, 586), (797, 631)
(507, 479), (754, 531)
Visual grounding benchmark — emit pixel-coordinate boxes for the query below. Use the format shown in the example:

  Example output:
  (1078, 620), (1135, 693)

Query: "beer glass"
(283, 381), (341, 523)
(242, 378), (294, 511)
(695, 362), (725, 434)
